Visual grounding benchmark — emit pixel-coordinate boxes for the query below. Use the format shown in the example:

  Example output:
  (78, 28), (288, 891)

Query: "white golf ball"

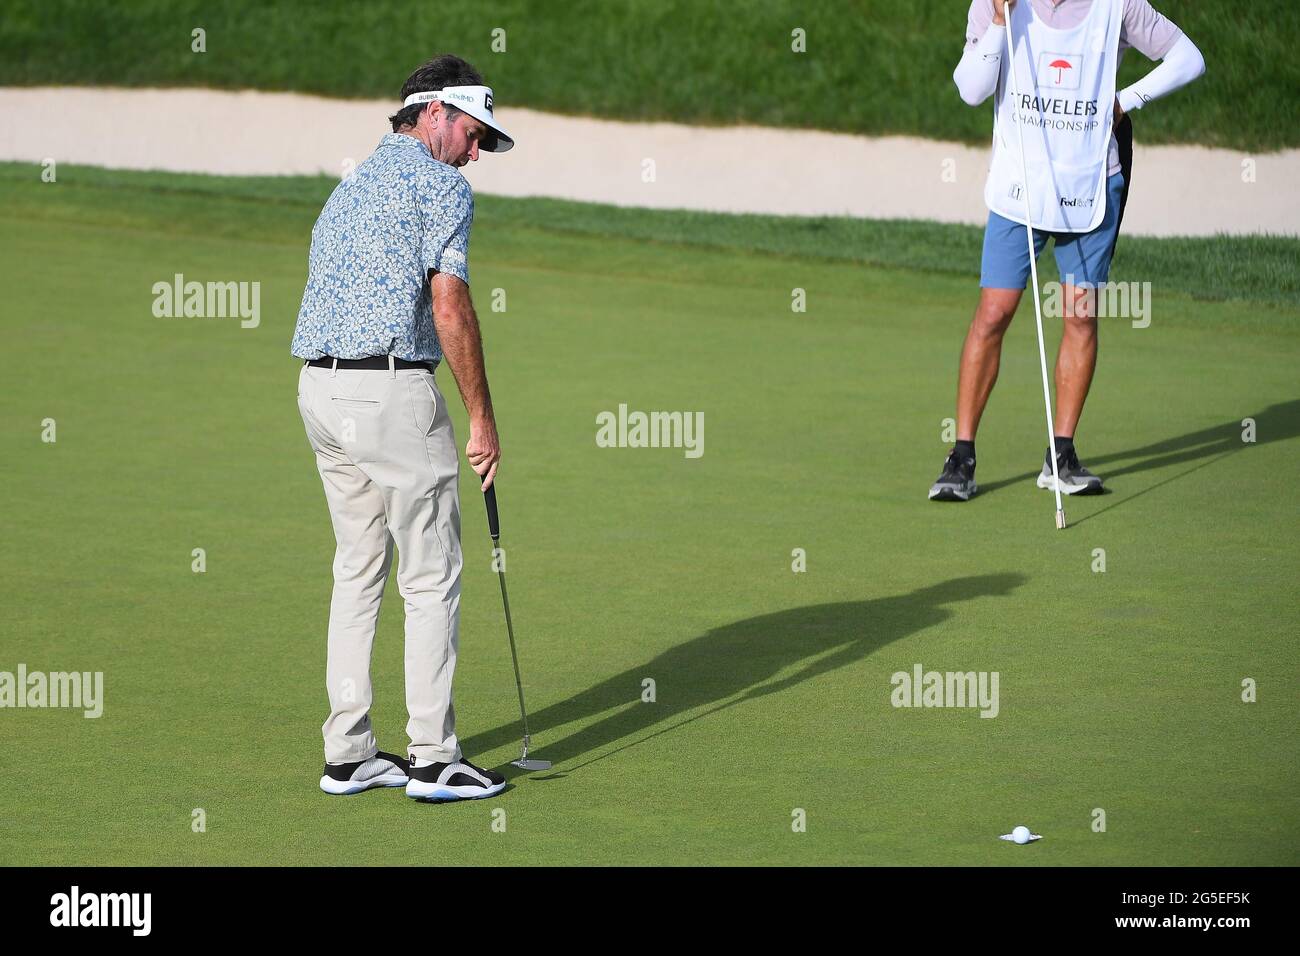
(1012, 825), (1032, 844)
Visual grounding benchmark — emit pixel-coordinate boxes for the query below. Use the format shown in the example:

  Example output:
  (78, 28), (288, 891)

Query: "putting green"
(0, 166), (1295, 866)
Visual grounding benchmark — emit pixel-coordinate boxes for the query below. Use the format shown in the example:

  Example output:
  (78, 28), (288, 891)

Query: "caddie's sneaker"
(1037, 445), (1105, 495)
(319, 750), (409, 795)
(406, 755), (506, 801)
(928, 449), (978, 501)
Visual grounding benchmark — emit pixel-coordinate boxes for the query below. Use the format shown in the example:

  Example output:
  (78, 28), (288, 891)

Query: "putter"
(1002, 1), (1068, 530)
(482, 479), (552, 771)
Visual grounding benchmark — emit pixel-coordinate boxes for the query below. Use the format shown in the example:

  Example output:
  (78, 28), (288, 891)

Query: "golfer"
(291, 54), (511, 801)
(929, 0), (1204, 502)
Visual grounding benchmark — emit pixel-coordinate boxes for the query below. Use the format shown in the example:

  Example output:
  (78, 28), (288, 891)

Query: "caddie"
(929, 0), (1204, 502)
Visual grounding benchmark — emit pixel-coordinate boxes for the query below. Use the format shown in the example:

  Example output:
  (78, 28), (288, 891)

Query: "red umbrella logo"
(1049, 59), (1073, 85)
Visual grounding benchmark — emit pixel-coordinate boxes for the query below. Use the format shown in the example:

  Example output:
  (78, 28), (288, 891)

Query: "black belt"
(305, 356), (435, 372)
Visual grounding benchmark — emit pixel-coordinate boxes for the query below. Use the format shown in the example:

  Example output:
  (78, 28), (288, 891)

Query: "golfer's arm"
(431, 271), (495, 425)
(953, 25), (1005, 106)
(1116, 34), (1205, 114)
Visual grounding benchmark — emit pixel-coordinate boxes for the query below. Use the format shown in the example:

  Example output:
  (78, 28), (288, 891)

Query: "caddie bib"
(984, 0), (1122, 233)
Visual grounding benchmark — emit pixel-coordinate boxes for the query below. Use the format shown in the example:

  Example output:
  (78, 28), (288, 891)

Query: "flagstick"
(1002, 3), (1067, 530)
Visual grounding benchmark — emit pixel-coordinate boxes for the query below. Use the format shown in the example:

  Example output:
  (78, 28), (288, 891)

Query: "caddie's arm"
(432, 271), (501, 491)
(953, 0), (1013, 107)
(1115, 36), (1205, 118)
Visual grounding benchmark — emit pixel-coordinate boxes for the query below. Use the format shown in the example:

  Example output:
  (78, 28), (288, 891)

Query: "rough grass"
(2, 162), (1297, 315)
(1, 0), (1297, 150)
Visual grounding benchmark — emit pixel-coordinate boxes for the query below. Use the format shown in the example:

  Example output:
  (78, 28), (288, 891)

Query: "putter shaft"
(483, 484), (549, 769)
(492, 535), (533, 747)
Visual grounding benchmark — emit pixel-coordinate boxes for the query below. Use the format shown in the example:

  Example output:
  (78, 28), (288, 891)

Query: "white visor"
(402, 85), (514, 152)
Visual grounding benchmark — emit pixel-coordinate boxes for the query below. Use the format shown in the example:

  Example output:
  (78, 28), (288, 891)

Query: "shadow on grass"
(978, 399), (1300, 497)
(465, 573), (1026, 774)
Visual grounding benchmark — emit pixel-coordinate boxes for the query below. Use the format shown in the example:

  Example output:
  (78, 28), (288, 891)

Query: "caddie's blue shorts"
(980, 172), (1125, 289)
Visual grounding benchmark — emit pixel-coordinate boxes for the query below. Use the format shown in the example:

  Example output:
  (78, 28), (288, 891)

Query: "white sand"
(2, 86), (1295, 237)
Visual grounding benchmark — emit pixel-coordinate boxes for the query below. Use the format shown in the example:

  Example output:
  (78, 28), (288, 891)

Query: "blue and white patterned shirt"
(291, 133), (473, 363)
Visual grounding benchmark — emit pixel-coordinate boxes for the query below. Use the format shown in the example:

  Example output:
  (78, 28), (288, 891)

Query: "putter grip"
(483, 481), (500, 539)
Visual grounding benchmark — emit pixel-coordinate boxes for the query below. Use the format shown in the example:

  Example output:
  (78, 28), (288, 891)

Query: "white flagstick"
(1001, 1), (1067, 529)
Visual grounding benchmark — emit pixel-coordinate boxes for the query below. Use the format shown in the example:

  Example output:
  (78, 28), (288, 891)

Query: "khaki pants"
(297, 362), (463, 764)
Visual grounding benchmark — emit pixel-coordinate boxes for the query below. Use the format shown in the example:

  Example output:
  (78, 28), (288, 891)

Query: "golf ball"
(1012, 825), (1032, 844)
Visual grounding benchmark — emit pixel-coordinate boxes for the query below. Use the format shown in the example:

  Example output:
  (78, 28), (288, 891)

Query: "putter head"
(512, 758), (552, 771)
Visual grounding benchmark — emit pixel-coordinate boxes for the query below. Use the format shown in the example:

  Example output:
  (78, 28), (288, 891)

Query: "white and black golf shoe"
(406, 755), (506, 801)
(1036, 444), (1105, 495)
(320, 750), (410, 795)
(929, 449), (978, 501)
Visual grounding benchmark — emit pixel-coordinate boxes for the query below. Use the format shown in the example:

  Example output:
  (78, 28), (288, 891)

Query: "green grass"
(3, 162), (1298, 313)
(2, 0), (1298, 150)
(0, 165), (1296, 865)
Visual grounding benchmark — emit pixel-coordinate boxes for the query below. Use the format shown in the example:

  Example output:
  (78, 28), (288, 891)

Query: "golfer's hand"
(466, 418), (501, 491)
(993, 0), (1014, 26)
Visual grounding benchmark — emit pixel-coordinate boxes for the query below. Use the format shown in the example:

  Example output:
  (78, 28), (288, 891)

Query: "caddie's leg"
(1052, 172), (1126, 437)
(1053, 286), (1099, 438)
(957, 287), (1023, 441)
(957, 211), (1051, 441)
